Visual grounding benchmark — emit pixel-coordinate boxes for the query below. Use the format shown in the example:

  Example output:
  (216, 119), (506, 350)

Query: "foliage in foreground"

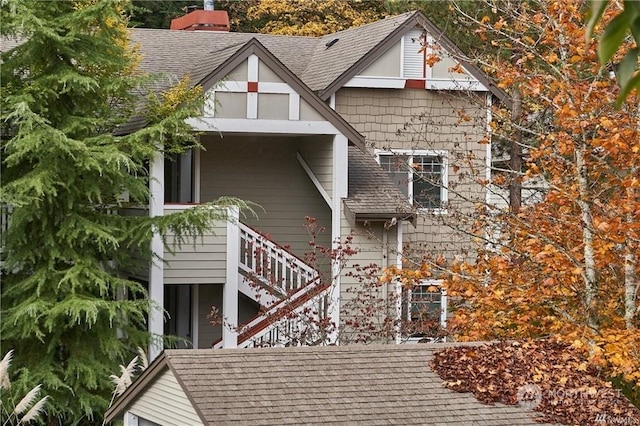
(1, 350), (49, 426)
(392, 0), (640, 393)
(431, 340), (640, 425)
(0, 1), (244, 423)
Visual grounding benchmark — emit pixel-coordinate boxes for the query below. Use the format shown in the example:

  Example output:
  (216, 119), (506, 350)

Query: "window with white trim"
(376, 150), (448, 211)
(402, 279), (447, 341)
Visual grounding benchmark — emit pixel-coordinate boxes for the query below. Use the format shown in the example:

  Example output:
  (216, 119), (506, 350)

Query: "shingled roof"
(105, 344), (552, 425)
(128, 11), (507, 105)
(346, 146), (415, 221)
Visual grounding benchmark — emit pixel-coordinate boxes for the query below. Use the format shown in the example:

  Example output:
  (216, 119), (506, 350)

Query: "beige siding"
(299, 98), (325, 121)
(335, 87), (487, 262)
(359, 41), (401, 77)
(197, 284), (222, 348)
(298, 136), (333, 200)
(339, 206), (399, 343)
(199, 135), (332, 260)
(432, 54), (474, 81)
(163, 216), (228, 285)
(258, 60), (284, 83)
(257, 93), (289, 120)
(224, 60), (248, 82)
(214, 92), (246, 119)
(129, 369), (202, 426)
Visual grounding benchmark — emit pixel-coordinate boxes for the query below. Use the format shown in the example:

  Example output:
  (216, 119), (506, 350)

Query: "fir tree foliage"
(0, 1), (246, 423)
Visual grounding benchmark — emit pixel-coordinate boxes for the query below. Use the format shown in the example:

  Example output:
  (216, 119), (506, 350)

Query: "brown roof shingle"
(107, 344), (554, 425)
(346, 146), (414, 220)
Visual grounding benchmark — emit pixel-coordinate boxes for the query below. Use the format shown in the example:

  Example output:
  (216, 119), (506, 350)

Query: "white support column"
(395, 222), (404, 344)
(148, 150), (165, 361)
(330, 134), (348, 344)
(289, 93), (300, 120)
(485, 93), (493, 205)
(193, 147), (201, 203)
(247, 54), (259, 119)
(223, 206), (239, 348)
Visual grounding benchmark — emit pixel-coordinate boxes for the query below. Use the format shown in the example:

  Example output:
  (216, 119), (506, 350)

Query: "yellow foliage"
(246, 0), (385, 36)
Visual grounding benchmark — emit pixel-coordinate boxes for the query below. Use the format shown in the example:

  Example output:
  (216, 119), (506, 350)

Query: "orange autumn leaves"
(388, 0), (640, 389)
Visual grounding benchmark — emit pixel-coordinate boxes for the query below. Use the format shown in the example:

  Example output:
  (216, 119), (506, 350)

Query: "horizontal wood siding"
(163, 211), (228, 285)
(298, 136), (333, 200)
(129, 369), (202, 425)
(335, 87), (487, 261)
(199, 135), (332, 261)
(340, 205), (399, 343)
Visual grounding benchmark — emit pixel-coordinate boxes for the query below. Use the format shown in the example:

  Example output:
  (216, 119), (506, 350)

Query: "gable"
(344, 26), (484, 91)
(127, 369), (203, 425)
(188, 38), (365, 151)
(204, 54), (323, 122)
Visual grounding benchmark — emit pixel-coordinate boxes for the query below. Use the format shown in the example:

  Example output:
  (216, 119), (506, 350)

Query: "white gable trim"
(343, 76), (406, 89)
(343, 76), (488, 91)
(186, 117), (342, 135)
(426, 80), (488, 91)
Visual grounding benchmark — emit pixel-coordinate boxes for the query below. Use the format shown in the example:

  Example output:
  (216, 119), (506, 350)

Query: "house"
(103, 344), (551, 425)
(120, 8), (508, 356)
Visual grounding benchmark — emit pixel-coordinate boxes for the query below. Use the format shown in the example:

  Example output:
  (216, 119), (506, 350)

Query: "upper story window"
(376, 149), (448, 212)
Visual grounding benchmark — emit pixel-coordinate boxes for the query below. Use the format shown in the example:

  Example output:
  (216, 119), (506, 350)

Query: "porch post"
(395, 222), (404, 344)
(149, 149), (165, 361)
(330, 134), (348, 344)
(223, 206), (239, 348)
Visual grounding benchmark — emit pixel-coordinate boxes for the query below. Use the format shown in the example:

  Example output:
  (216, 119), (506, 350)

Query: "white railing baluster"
(237, 222), (317, 296)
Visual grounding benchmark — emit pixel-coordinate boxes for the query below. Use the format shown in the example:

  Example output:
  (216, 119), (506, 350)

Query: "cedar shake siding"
(336, 87), (489, 260)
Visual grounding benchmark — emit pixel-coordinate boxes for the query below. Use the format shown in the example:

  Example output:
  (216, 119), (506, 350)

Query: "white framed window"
(375, 149), (448, 212)
(400, 279), (447, 342)
(406, 280), (447, 327)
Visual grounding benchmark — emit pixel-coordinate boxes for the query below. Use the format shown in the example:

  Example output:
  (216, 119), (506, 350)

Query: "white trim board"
(186, 117), (342, 135)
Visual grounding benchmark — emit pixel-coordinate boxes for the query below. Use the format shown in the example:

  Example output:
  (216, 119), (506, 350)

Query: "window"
(376, 150), (448, 211)
(402, 280), (447, 341)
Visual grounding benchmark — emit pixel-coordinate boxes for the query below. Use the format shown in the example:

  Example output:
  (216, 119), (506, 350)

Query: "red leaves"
(431, 340), (640, 425)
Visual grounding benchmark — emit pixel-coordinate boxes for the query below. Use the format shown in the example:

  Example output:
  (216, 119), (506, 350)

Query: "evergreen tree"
(0, 1), (241, 423)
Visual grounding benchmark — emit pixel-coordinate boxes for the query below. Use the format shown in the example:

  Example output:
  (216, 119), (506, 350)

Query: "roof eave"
(317, 11), (512, 109)
(104, 353), (169, 423)
(318, 11), (421, 101)
(197, 38), (367, 152)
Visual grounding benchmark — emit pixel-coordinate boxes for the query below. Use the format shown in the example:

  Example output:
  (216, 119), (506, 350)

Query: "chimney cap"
(170, 9), (230, 32)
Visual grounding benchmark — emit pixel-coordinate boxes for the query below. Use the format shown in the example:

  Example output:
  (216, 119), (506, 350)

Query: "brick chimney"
(170, 2), (230, 32)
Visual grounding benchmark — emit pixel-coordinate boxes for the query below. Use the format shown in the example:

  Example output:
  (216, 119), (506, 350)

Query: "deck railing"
(214, 278), (331, 349)
(238, 222), (317, 298)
